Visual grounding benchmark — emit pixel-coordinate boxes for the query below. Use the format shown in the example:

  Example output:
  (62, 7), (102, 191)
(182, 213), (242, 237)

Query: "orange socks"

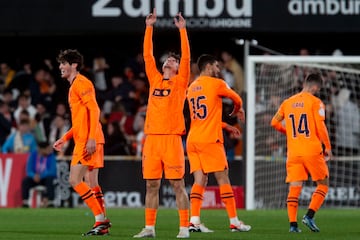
(145, 208), (157, 227)
(92, 185), (106, 215)
(178, 209), (189, 228)
(144, 208), (188, 228)
(309, 184), (328, 212)
(74, 182), (103, 216)
(190, 183), (205, 218)
(287, 185), (302, 223)
(220, 184), (237, 218)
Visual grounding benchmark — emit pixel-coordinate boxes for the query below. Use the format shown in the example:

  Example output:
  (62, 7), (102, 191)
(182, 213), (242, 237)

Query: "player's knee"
(146, 180), (161, 191)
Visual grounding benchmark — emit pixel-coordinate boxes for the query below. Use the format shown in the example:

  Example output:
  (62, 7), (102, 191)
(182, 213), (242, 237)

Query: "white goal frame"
(245, 55), (360, 210)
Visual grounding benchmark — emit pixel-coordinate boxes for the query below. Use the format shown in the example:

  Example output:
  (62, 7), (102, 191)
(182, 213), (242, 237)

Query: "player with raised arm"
(186, 54), (251, 233)
(133, 8), (191, 239)
(271, 72), (332, 233)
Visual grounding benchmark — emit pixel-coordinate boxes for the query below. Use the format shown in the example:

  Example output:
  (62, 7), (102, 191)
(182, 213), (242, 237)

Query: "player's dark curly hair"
(56, 49), (84, 71)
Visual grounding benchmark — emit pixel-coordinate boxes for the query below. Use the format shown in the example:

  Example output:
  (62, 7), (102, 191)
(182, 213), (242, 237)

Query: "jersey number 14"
(289, 113), (310, 138)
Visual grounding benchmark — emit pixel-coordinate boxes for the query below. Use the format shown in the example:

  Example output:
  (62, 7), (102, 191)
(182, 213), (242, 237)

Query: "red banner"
(202, 186), (244, 209)
(0, 154), (28, 208)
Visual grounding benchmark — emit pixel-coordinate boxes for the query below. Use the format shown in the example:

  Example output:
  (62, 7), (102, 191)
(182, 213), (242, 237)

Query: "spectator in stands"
(222, 102), (242, 163)
(104, 121), (131, 155)
(33, 67), (56, 107)
(21, 141), (57, 208)
(102, 73), (137, 118)
(132, 106), (147, 157)
(17, 109), (32, 128)
(0, 100), (12, 149)
(332, 88), (360, 156)
(41, 57), (69, 105)
(132, 75), (149, 107)
(125, 52), (145, 78)
(299, 48), (310, 56)
(93, 55), (110, 92)
(7, 59), (37, 98)
(0, 61), (16, 90)
(51, 102), (70, 124)
(0, 76), (5, 94)
(293, 48), (312, 85)
(48, 114), (71, 157)
(220, 50), (244, 95)
(256, 109), (285, 157)
(33, 101), (52, 143)
(219, 61), (235, 90)
(13, 94), (37, 125)
(0, 88), (17, 114)
(2, 118), (37, 153)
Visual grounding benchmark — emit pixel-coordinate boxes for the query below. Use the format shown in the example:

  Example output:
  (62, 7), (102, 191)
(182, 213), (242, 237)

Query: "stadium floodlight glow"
(234, 38), (257, 46)
(235, 38), (245, 45)
(235, 38), (282, 55)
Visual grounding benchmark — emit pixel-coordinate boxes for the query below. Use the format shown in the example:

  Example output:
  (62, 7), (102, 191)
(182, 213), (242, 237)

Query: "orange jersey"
(271, 92), (331, 157)
(186, 76), (242, 143)
(65, 73), (104, 144)
(143, 26), (190, 135)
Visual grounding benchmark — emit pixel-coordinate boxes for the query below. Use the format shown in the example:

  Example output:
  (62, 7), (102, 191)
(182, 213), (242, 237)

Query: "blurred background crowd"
(0, 40), (359, 160)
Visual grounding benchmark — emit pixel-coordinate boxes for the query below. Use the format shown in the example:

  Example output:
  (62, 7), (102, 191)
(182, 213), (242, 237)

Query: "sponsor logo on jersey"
(153, 89), (171, 97)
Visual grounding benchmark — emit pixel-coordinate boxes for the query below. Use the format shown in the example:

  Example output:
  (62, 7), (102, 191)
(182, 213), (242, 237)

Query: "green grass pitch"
(0, 207), (359, 239)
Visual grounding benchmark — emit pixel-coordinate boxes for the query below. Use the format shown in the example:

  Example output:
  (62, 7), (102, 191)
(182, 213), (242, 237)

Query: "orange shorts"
(142, 135), (185, 179)
(71, 143), (104, 169)
(187, 142), (228, 174)
(286, 153), (329, 183)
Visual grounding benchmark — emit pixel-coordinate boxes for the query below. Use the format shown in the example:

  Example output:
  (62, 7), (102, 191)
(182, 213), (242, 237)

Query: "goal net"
(245, 56), (360, 210)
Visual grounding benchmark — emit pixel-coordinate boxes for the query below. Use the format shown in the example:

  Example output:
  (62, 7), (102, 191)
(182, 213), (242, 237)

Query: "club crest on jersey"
(153, 89), (171, 97)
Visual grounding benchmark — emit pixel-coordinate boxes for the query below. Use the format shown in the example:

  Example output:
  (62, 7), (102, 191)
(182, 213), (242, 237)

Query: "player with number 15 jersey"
(186, 74), (242, 173)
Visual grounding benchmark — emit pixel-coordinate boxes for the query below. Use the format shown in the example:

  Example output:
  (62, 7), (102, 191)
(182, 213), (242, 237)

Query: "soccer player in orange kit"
(186, 54), (251, 233)
(53, 49), (110, 236)
(271, 72), (332, 233)
(133, 9), (190, 239)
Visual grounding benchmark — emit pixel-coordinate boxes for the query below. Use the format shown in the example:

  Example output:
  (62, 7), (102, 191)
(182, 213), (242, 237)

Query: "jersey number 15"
(189, 96), (207, 120)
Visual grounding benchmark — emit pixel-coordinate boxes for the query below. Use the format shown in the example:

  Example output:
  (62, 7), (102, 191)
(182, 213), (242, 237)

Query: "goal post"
(245, 55), (360, 210)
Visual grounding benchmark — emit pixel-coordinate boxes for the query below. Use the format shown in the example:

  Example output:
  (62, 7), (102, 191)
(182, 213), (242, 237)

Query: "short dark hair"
(38, 141), (49, 148)
(20, 109), (30, 116)
(56, 49), (84, 71)
(167, 52), (180, 62)
(197, 54), (217, 72)
(304, 73), (323, 88)
(38, 141), (50, 149)
(19, 119), (30, 125)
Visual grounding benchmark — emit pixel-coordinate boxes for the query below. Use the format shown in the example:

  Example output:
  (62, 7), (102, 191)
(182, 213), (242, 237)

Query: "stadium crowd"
(1, 47), (359, 159)
(0, 49), (245, 159)
(0, 52), (144, 157)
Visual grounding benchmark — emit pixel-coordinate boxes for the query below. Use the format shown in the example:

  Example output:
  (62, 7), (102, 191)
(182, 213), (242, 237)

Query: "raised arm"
(143, 8), (159, 82)
(175, 12), (190, 85)
(143, 9), (156, 60)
